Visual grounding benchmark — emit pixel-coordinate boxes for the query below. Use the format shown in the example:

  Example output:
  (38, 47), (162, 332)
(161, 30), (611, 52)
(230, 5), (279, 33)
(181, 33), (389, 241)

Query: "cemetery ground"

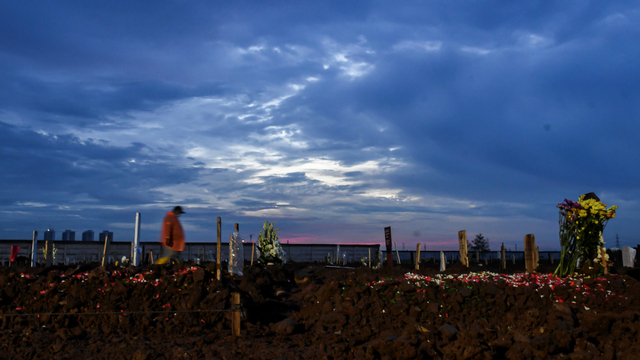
(1, 259), (640, 359)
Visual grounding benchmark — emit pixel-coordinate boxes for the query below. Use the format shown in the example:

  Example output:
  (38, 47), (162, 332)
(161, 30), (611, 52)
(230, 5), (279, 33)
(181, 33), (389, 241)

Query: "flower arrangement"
(554, 194), (617, 277)
(256, 221), (286, 264)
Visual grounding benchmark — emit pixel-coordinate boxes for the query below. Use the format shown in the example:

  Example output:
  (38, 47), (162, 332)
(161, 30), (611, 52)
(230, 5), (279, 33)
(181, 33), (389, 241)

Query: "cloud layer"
(2, 2), (639, 249)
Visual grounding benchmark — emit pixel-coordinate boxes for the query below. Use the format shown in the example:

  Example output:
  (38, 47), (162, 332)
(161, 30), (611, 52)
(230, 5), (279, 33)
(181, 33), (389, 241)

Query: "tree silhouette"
(469, 233), (490, 252)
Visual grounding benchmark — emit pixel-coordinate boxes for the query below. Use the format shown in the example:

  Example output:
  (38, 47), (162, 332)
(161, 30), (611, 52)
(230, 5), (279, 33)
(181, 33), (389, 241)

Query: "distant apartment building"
(82, 230), (95, 241)
(62, 230), (76, 241)
(99, 230), (114, 242)
(44, 229), (55, 241)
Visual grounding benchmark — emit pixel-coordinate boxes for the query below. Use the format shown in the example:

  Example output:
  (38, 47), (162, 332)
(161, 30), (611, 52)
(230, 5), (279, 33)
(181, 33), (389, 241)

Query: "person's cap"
(173, 206), (186, 214)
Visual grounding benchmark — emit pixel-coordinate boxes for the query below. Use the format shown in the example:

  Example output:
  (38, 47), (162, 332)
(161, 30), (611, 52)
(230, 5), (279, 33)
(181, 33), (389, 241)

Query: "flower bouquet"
(256, 221), (286, 265)
(554, 194), (617, 277)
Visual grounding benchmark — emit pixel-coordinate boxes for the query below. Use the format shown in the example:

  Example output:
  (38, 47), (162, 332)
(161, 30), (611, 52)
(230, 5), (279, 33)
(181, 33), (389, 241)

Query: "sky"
(1, 1), (639, 250)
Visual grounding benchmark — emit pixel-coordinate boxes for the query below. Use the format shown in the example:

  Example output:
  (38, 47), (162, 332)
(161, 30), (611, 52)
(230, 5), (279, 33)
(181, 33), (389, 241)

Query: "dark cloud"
(0, 121), (197, 206)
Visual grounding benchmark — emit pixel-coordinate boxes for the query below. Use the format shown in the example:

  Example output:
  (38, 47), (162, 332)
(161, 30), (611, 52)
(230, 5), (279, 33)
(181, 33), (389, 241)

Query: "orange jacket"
(160, 211), (185, 251)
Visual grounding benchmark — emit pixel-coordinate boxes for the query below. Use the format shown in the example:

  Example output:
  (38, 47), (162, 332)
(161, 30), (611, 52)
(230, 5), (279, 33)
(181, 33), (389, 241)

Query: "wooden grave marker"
(415, 243), (421, 270)
(458, 230), (469, 267)
(384, 227), (393, 268)
(524, 234), (536, 273)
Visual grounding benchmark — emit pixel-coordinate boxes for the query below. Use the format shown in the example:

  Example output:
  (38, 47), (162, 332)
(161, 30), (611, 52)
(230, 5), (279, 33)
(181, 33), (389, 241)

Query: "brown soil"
(1, 260), (640, 359)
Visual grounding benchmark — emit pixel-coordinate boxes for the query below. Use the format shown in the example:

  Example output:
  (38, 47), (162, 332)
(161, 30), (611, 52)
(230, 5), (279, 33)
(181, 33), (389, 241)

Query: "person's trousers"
(156, 247), (181, 264)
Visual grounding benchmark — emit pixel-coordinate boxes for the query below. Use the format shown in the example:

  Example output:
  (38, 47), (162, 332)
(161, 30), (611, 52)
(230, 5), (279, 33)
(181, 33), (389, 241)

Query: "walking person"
(156, 206), (186, 265)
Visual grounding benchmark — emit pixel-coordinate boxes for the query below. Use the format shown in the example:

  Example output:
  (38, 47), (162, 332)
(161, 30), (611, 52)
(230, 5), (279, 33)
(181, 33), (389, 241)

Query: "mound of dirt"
(1, 261), (639, 359)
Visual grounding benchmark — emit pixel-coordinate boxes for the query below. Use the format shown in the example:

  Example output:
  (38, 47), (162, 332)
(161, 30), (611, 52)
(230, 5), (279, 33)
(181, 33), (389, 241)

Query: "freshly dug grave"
(1, 261), (640, 360)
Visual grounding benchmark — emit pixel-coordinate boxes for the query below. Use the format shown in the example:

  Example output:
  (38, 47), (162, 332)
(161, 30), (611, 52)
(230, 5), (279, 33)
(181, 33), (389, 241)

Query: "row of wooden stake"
(408, 231), (542, 273)
(409, 231), (609, 275)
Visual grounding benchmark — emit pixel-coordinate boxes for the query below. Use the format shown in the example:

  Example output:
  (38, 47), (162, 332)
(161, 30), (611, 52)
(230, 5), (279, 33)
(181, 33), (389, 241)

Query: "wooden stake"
(549, 252), (554, 265)
(45, 240), (51, 267)
(501, 243), (506, 270)
(102, 235), (110, 267)
(31, 231), (38, 267)
(217, 217), (221, 281)
(415, 243), (421, 270)
(458, 230), (468, 267)
(535, 246), (540, 268)
(524, 234), (536, 273)
(440, 251), (446, 271)
(251, 243), (255, 265)
(232, 292), (241, 336)
(149, 250), (154, 264)
(394, 242), (401, 265)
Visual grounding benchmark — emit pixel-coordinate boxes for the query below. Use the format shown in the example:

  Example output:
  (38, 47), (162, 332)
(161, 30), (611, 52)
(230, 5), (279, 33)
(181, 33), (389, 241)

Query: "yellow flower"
(579, 210), (587, 217)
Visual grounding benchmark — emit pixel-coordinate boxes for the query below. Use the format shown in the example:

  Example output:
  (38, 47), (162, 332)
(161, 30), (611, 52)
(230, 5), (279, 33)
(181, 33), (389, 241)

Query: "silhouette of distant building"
(44, 229), (55, 241)
(82, 230), (94, 241)
(99, 230), (113, 242)
(62, 230), (75, 241)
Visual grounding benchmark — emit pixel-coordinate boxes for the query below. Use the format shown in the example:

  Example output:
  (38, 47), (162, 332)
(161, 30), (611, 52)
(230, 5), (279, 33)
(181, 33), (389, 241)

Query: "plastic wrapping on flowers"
(256, 221), (286, 264)
(228, 231), (244, 276)
(554, 194), (617, 277)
